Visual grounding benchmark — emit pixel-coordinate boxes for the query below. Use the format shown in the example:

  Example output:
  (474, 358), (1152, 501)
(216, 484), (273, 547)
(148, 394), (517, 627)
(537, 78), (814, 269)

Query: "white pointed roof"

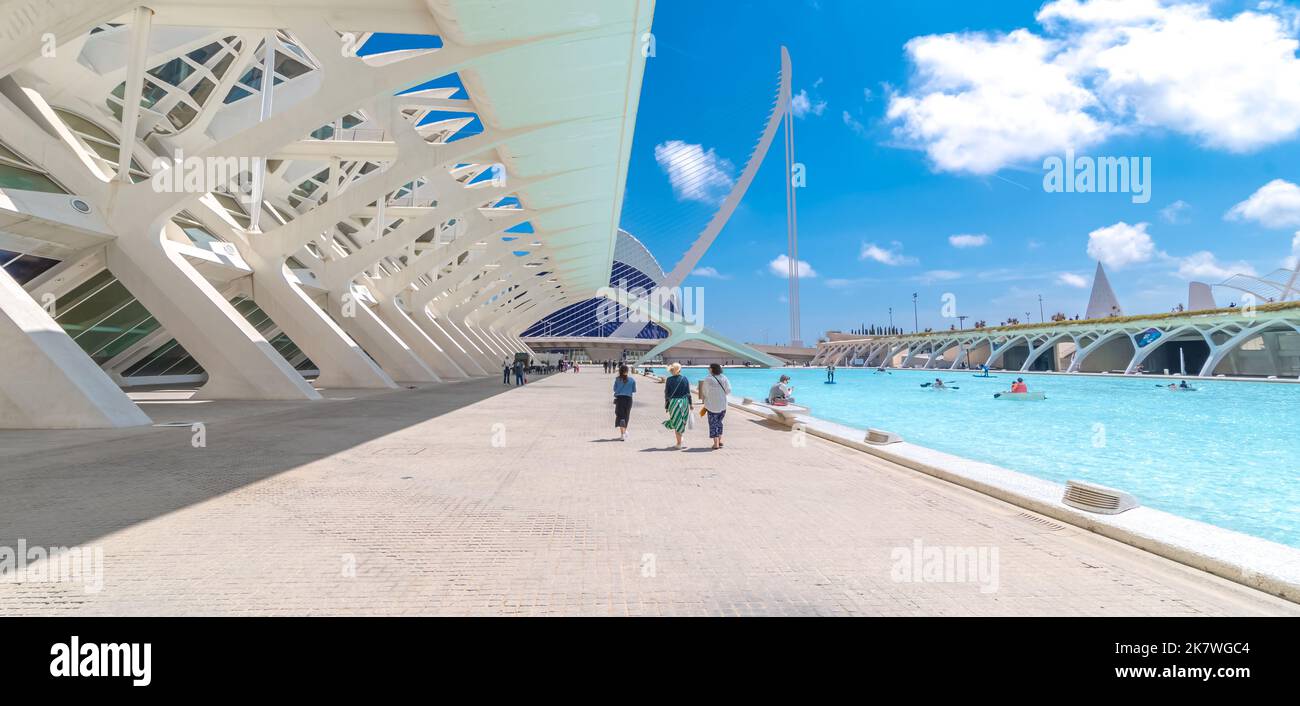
(1085, 262), (1123, 319)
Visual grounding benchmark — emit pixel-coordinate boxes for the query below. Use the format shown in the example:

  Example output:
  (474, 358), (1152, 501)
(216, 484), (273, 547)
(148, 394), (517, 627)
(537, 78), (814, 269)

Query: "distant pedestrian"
(502, 359), (511, 385)
(513, 360), (525, 386)
(613, 364), (636, 441)
(698, 363), (731, 450)
(662, 362), (692, 449)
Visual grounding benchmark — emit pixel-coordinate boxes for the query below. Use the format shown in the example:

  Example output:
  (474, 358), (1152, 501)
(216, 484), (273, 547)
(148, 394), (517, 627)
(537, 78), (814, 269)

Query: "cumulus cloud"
(948, 233), (990, 248)
(654, 140), (735, 204)
(1057, 272), (1090, 288)
(886, 28), (1109, 174)
(1226, 179), (1300, 228)
(1086, 221), (1156, 269)
(887, 0), (1300, 173)
(768, 254), (817, 279)
(1175, 251), (1256, 280)
(859, 241), (917, 266)
(791, 89), (827, 118)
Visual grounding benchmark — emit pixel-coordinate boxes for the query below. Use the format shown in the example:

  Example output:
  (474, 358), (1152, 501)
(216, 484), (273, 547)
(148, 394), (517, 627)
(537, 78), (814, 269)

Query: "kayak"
(994, 391), (1046, 401)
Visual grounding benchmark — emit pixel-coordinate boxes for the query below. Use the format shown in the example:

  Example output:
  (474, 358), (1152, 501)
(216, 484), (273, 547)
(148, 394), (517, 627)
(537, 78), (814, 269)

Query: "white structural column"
(247, 259), (398, 389)
(439, 315), (497, 364)
(407, 300), (489, 375)
(178, 205), (399, 390)
(327, 291), (440, 383)
(0, 268), (151, 428)
(105, 233), (321, 400)
(373, 297), (467, 380)
(116, 7), (153, 183)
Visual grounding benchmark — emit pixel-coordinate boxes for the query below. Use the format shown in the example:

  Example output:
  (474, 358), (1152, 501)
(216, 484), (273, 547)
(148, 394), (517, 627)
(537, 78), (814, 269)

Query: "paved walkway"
(1, 370), (1295, 615)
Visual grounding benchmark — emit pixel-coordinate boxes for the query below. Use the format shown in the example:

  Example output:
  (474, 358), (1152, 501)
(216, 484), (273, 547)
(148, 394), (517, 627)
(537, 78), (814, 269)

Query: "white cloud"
(842, 110), (868, 136)
(691, 266), (729, 279)
(915, 269), (962, 284)
(768, 254), (817, 278)
(1037, 0), (1169, 26)
(948, 233), (990, 248)
(825, 277), (877, 289)
(1086, 5), (1300, 153)
(1286, 232), (1300, 269)
(653, 140), (734, 204)
(886, 28), (1111, 174)
(859, 241), (917, 266)
(887, 1), (1300, 174)
(1175, 251), (1255, 280)
(1160, 199), (1191, 224)
(791, 89), (827, 118)
(863, 87), (875, 102)
(1057, 272), (1090, 288)
(1086, 221), (1156, 269)
(1226, 179), (1300, 228)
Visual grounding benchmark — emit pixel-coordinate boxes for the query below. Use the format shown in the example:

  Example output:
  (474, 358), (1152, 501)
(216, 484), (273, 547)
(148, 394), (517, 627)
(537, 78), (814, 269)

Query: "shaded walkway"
(1, 370), (1294, 615)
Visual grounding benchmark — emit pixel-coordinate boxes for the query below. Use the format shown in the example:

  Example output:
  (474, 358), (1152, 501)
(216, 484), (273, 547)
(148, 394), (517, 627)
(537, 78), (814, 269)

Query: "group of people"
(501, 359), (529, 386)
(501, 358), (560, 385)
(612, 362), (733, 450)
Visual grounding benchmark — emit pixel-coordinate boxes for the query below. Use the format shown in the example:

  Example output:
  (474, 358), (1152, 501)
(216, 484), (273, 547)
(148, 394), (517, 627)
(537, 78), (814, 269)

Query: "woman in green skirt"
(662, 362), (692, 449)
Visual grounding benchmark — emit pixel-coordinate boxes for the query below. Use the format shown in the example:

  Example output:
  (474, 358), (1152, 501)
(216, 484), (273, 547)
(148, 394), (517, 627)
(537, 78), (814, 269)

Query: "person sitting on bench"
(766, 374), (795, 405)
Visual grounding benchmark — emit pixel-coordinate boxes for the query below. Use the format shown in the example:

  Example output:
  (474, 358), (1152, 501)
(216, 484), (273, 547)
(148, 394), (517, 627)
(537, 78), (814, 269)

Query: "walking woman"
(661, 362), (692, 449)
(698, 363), (731, 449)
(613, 363), (636, 441)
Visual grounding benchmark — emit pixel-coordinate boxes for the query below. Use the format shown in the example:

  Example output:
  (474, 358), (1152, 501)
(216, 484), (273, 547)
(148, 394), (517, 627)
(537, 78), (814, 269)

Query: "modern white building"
(814, 262), (1300, 378)
(0, 0), (654, 428)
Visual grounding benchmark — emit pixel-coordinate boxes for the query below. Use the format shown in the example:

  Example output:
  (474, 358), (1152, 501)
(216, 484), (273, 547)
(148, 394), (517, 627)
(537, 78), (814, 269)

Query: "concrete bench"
(746, 400), (811, 425)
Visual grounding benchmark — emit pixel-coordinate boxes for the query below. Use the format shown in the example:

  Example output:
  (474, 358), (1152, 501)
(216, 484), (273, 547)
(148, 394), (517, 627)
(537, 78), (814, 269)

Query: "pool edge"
(729, 396), (1300, 605)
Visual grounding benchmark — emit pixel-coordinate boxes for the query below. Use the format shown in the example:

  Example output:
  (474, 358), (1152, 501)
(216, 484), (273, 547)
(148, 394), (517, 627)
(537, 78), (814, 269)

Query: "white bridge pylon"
(614, 47), (793, 365)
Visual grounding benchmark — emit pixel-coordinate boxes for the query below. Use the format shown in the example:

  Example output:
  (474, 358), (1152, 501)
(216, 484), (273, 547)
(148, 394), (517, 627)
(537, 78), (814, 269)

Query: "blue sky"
(618, 0), (1300, 344)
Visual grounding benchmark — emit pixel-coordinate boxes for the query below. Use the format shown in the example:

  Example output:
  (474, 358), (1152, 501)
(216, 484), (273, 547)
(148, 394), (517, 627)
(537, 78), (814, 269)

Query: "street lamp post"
(912, 293), (918, 333)
(888, 307), (894, 333)
(1038, 294), (1045, 323)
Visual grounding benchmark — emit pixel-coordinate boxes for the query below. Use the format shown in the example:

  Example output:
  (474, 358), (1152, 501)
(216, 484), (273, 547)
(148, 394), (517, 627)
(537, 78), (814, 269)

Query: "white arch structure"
(606, 46), (791, 367)
(0, 0), (653, 428)
(812, 304), (1300, 378)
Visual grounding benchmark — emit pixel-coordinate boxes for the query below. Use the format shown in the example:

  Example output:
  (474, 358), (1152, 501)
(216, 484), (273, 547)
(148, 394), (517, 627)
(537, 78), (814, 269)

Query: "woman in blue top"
(612, 363), (637, 441)
(662, 362), (692, 449)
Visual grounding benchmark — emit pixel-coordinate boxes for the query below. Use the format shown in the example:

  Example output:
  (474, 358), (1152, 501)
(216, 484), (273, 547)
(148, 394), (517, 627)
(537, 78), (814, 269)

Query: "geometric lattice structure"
(0, 0), (652, 427)
(521, 230), (668, 339)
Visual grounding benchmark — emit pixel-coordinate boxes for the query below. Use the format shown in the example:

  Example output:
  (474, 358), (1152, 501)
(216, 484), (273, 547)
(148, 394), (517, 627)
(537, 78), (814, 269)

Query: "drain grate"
(152, 421), (201, 428)
(1015, 512), (1068, 532)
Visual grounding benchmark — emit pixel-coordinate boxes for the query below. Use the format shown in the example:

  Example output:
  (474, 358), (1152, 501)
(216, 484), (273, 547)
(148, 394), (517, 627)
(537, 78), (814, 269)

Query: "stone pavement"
(1, 369), (1295, 615)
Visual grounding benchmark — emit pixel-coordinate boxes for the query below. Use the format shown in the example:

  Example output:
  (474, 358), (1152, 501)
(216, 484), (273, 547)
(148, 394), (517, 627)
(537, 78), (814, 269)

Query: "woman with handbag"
(661, 362), (692, 449)
(697, 363), (731, 450)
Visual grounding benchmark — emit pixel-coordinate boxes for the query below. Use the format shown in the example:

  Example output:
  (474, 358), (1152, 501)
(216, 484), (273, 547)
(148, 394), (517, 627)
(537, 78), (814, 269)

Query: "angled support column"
(248, 260), (397, 389)
(105, 232), (320, 400)
(373, 298), (467, 380)
(327, 291), (440, 383)
(407, 301), (489, 376)
(1, 268), (151, 428)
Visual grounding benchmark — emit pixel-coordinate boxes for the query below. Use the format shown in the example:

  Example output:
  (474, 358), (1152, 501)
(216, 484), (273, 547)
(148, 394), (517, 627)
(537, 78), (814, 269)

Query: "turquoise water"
(713, 367), (1300, 548)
